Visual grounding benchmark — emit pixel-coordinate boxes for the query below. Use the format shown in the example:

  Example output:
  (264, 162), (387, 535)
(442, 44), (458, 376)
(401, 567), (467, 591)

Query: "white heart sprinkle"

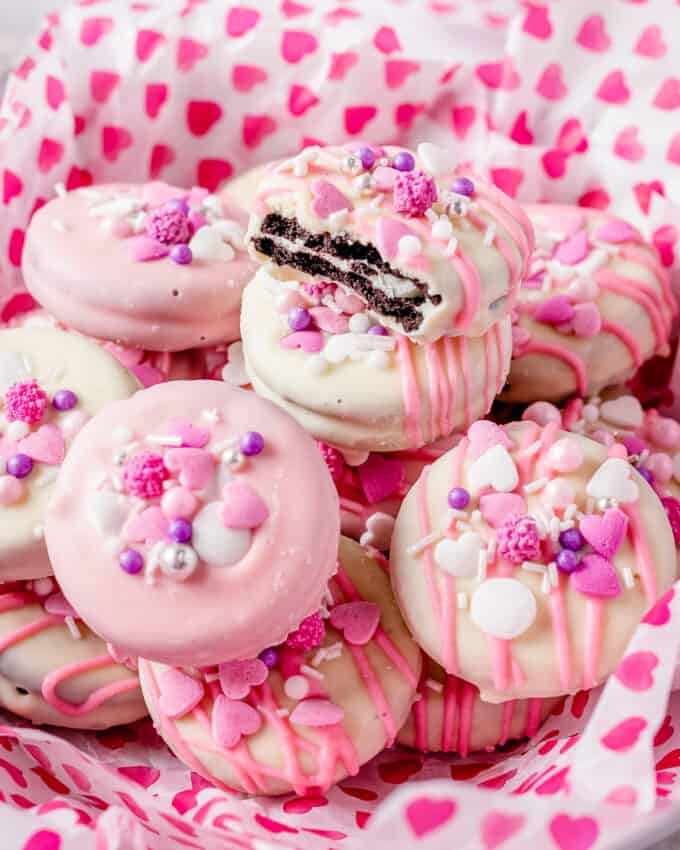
(189, 226), (235, 262)
(87, 489), (131, 536)
(221, 342), (249, 387)
(586, 457), (639, 503)
(468, 444), (519, 494)
(398, 235), (422, 258)
(470, 578), (537, 639)
(0, 351), (31, 394)
(417, 142), (456, 177)
(359, 512), (395, 551)
(599, 396), (643, 430)
(434, 532), (483, 578)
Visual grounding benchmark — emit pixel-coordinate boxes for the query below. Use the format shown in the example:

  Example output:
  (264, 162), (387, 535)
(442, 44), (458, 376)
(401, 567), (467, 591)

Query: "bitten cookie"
(23, 182), (257, 351)
(391, 419), (676, 702)
(139, 538), (421, 795)
(505, 205), (674, 402)
(247, 143), (533, 342)
(45, 381), (339, 667)
(0, 328), (139, 580)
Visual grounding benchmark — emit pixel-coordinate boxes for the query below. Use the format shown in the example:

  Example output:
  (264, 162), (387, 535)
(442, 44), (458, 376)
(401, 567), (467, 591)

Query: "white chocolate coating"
(0, 328), (139, 580)
(241, 266), (512, 452)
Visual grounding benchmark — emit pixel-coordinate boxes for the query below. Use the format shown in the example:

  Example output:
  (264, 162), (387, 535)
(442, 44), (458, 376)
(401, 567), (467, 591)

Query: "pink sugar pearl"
(122, 451), (169, 499)
(546, 438), (584, 473)
(543, 477), (575, 509)
(161, 486), (199, 519)
(4, 379), (48, 424)
(286, 611), (325, 651)
(0, 475), (25, 506)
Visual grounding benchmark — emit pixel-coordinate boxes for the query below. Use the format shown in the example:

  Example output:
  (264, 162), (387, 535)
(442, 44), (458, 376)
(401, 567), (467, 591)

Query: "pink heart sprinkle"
(221, 481), (269, 529)
(358, 454), (405, 504)
(467, 420), (512, 461)
(534, 295), (575, 325)
(310, 179), (352, 219)
(569, 302), (601, 337)
(375, 217), (417, 260)
(218, 658), (269, 699)
(553, 229), (589, 265)
(594, 219), (637, 244)
(124, 506), (168, 544)
(334, 289), (365, 314)
(330, 601), (381, 645)
(212, 695), (261, 748)
(308, 306), (349, 334)
(479, 493), (527, 527)
(127, 235), (169, 262)
(164, 418), (210, 448)
(18, 425), (65, 465)
(571, 553), (622, 599)
(579, 508), (628, 559)
(158, 669), (205, 718)
(281, 331), (324, 352)
(43, 592), (77, 618)
(163, 448), (214, 491)
(289, 698), (344, 727)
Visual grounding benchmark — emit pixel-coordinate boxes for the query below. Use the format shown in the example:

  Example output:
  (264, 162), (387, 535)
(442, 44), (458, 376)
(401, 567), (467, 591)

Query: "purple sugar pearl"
(558, 527), (584, 552)
(448, 487), (470, 510)
(167, 198), (190, 214)
(357, 146), (376, 170)
(170, 244), (192, 265)
(450, 177), (475, 197)
(168, 518), (193, 544)
(119, 548), (144, 575)
(637, 466), (654, 485)
(52, 389), (78, 411)
(259, 647), (279, 669)
(288, 306), (311, 331)
(368, 325), (388, 335)
(392, 151), (415, 172)
(6, 453), (33, 479)
(240, 431), (264, 457)
(556, 548), (580, 574)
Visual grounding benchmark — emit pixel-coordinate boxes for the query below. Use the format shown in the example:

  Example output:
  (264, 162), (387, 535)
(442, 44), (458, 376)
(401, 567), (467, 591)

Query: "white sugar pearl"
(432, 217), (453, 240)
(284, 675), (310, 701)
(348, 313), (371, 334)
(366, 350), (390, 370)
(305, 355), (328, 375)
(398, 235), (422, 258)
(6, 420), (30, 440)
(470, 578), (537, 640)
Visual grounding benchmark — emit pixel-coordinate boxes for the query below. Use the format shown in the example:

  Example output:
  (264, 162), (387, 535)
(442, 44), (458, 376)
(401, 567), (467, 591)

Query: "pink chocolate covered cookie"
(23, 182), (257, 352)
(45, 381), (340, 667)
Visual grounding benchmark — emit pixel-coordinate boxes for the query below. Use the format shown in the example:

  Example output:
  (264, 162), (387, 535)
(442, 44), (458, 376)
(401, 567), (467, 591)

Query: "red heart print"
(288, 84), (319, 116)
(1, 293), (35, 322)
(176, 37), (208, 72)
(596, 70), (630, 104)
(602, 716), (647, 751)
(522, 4), (552, 39)
(281, 30), (318, 63)
(654, 224), (677, 266)
(45, 76), (65, 110)
(378, 757), (422, 784)
(136, 29), (164, 62)
(635, 25), (666, 57)
(654, 78), (680, 110)
(232, 64), (268, 92)
(490, 167), (523, 198)
(344, 105), (377, 135)
(510, 111), (533, 145)
(576, 15), (611, 51)
(328, 51), (358, 80)
(578, 187), (610, 210)
(226, 7), (260, 37)
(65, 166), (93, 190)
(74, 115), (86, 135)
(8, 229), (25, 267)
(614, 126), (645, 161)
(615, 651), (658, 690)
(657, 749), (680, 771)
(197, 159), (233, 191)
(254, 814), (297, 834)
(149, 144), (175, 179)
(145, 84), (168, 119)
(37, 138), (63, 173)
(395, 103), (425, 130)
(80, 17), (113, 46)
(373, 26), (401, 54)
(542, 149), (568, 178)
(536, 63), (568, 100)
(187, 101), (223, 136)
(481, 811), (526, 849)
(452, 105), (476, 139)
(654, 714), (674, 747)
(101, 126), (132, 162)
(242, 114), (277, 148)
(282, 794), (327, 814)
(3, 170), (22, 205)
(385, 60), (420, 89)
(22, 831), (61, 850)
(549, 814), (598, 850)
(476, 59), (520, 90)
(39, 28), (53, 51)
(405, 797), (456, 838)
(117, 766), (160, 789)
(90, 70), (120, 104)
(556, 118), (588, 153)
(535, 766), (570, 795)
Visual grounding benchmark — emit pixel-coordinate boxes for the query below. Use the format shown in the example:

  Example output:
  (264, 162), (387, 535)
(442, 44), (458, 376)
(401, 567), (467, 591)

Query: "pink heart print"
(405, 796), (457, 838)
(218, 658), (268, 699)
(220, 482), (269, 529)
(158, 669), (205, 718)
(601, 716), (647, 752)
(536, 63), (568, 101)
(212, 695), (261, 748)
(575, 15), (611, 52)
(310, 180), (352, 219)
(615, 650), (659, 691)
(281, 30), (318, 63)
(18, 425), (65, 465)
(571, 553), (622, 599)
(579, 508), (628, 558)
(549, 814), (599, 850)
(330, 601), (381, 645)
(481, 811), (526, 850)
(164, 448), (215, 491)
(358, 454), (406, 504)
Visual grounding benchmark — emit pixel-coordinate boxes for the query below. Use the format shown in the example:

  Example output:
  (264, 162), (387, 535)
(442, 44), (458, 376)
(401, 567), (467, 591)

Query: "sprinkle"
(456, 592), (468, 609)
(65, 616), (81, 640)
(204, 671), (219, 682)
(398, 234), (422, 258)
(484, 223), (496, 247)
(477, 555), (487, 582)
(312, 642), (343, 666)
(541, 572), (551, 594)
(444, 237), (458, 257)
(548, 562), (559, 587)
(407, 529), (445, 556)
(54, 182), (67, 197)
(276, 708), (290, 718)
(202, 408), (220, 424)
(328, 209), (349, 228)
(564, 503), (578, 521)
(549, 516), (562, 542)
(518, 440), (543, 459)
(284, 675), (310, 701)
(524, 477), (549, 494)
(623, 567), (635, 589)
(425, 678), (444, 693)
(470, 509), (482, 525)
(522, 561), (546, 574)
(448, 509), (469, 521)
(486, 538), (496, 562)
(300, 664), (325, 681)
(146, 434), (183, 447)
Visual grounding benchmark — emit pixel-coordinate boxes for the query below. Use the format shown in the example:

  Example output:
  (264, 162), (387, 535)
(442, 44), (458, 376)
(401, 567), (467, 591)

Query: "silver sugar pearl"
(342, 155), (362, 175)
(222, 446), (246, 471)
(159, 544), (198, 580)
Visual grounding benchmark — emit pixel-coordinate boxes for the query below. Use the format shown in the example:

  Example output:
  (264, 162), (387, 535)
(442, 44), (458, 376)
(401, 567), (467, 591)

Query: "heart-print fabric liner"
(2, 0), (680, 848)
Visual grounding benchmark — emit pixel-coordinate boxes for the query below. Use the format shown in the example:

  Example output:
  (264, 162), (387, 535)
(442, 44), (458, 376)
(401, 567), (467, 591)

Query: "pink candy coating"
(497, 514), (542, 564)
(4, 379), (48, 424)
(122, 451), (169, 499)
(546, 437), (584, 473)
(286, 611), (325, 651)
(0, 475), (25, 506)
(393, 170), (437, 217)
(161, 487), (199, 519)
